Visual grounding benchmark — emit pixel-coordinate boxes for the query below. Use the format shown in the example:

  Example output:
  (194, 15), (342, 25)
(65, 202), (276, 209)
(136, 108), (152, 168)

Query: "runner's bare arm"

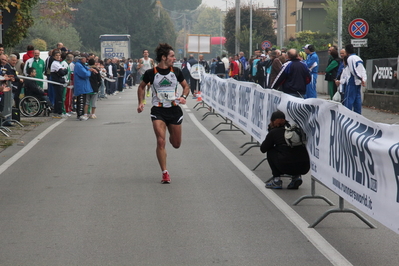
(178, 79), (191, 104)
(137, 81), (147, 113)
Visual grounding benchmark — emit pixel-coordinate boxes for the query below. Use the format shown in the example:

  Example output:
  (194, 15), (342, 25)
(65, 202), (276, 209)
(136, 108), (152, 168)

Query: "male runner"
(137, 49), (155, 104)
(137, 43), (190, 184)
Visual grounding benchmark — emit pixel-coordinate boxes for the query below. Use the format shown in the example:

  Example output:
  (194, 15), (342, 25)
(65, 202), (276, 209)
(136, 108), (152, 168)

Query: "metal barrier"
(0, 81), (23, 137)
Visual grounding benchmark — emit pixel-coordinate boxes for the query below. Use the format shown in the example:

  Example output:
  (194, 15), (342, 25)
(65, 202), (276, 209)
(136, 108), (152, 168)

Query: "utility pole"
(338, 0), (342, 49)
(235, 0), (240, 54)
(249, 0), (253, 57)
(0, 10), (2, 44)
(183, 13), (187, 58)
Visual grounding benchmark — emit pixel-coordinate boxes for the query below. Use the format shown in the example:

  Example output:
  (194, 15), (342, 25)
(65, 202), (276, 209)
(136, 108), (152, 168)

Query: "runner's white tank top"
(151, 67), (181, 108)
(139, 58), (152, 75)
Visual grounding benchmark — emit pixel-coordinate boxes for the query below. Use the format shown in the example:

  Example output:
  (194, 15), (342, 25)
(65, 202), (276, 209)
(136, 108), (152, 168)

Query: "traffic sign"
(351, 39), (368, 48)
(261, 40), (272, 50)
(348, 18), (369, 39)
(178, 49), (183, 54)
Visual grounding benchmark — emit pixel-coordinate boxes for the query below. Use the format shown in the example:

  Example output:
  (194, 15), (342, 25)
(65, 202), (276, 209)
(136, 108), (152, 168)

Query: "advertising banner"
(201, 74), (399, 234)
(371, 58), (399, 89)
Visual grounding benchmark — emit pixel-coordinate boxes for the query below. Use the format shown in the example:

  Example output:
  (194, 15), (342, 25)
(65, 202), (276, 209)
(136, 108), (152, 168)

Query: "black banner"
(371, 58), (399, 89)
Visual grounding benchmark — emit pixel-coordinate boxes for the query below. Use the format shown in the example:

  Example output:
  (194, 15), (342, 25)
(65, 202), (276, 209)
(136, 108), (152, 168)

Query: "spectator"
(181, 57), (191, 85)
(22, 45), (34, 63)
(61, 53), (74, 115)
(24, 67), (53, 109)
(0, 44), (4, 55)
(271, 49), (311, 98)
(87, 58), (101, 119)
(124, 58), (133, 89)
(269, 50), (285, 88)
(117, 60), (125, 92)
(234, 54), (243, 81)
(343, 44), (366, 114)
(210, 58), (217, 74)
(5, 54), (22, 107)
(96, 59), (107, 98)
(229, 56), (239, 80)
(239, 51), (248, 81)
(198, 54), (210, 73)
(50, 50), (68, 118)
(260, 110), (310, 189)
(215, 56), (226, 79)
(24, 50), (45, 88)
(221, 53), (229, 78)
(187, 54), (198, 96)
(325, 48), (340, 100)
(57, 42), (67, 53)
(303, 44), (319, 98)
(11, 52), (24, 77)
(74, 54), (95, 120)
(334, 48), (348, 102)
(255, 54), (267, 87)
(131, 58), (138, 87)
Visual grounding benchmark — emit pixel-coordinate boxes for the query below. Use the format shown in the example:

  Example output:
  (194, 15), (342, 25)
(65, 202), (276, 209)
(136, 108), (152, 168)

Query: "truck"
(99, 34), (131, 59)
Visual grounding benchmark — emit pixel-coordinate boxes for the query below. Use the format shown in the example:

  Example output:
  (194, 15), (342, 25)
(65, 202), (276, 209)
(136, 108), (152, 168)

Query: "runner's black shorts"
(150, 106), (183, 125)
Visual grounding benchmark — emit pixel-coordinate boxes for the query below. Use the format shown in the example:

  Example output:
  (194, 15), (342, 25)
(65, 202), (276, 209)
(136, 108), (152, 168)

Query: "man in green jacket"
(23, 50), (45, 88)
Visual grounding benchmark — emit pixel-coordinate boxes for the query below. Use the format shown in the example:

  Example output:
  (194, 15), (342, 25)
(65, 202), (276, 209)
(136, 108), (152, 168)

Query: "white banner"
(201, 74), (399, 234)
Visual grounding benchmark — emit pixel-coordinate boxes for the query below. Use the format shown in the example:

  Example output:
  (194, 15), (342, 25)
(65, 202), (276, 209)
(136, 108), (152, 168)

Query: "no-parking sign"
(348, 18), (369, 39)
(261, 40), (272, 50)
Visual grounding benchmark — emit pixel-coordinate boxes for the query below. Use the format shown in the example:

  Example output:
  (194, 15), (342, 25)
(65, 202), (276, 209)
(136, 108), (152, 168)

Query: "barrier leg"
(216, 119), (245, 135)
(240, 136), (258, 148)
(211, 116), (228, 129)
(309, 196), (377, 229)
(241, 142), (260, 156)
(194, 100), (209, 111)
(293, 178), (335, 206)
(0, 128), (10, 137)
(202, 108), (220, 120)
(252, 157), (267, 171)
(10, 120), (24, 127)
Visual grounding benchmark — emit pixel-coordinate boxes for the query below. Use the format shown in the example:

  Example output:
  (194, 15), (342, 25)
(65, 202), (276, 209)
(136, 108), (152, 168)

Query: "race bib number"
(156, 88), (176, 103)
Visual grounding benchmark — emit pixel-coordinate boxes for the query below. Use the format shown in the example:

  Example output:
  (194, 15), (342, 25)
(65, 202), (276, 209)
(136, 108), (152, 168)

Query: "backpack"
(284, 124), (307, 147)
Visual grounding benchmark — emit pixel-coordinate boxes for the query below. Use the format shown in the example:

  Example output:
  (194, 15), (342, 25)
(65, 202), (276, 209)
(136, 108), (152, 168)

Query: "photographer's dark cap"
(271, 110), (285, 121)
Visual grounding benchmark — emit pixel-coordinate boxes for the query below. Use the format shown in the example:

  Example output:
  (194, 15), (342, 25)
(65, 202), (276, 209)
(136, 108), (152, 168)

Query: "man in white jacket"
(344, 44), (367, 114)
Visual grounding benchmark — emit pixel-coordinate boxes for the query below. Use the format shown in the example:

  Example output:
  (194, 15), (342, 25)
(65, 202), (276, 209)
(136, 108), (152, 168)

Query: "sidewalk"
(318, 93), (399, 124)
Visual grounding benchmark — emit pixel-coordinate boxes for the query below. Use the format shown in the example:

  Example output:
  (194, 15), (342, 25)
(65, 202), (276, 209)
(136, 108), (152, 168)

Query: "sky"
(201, 0), (276, 10)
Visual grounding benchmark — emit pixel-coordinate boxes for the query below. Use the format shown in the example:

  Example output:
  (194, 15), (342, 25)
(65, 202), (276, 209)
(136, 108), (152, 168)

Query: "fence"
(200, 74), (399, 233)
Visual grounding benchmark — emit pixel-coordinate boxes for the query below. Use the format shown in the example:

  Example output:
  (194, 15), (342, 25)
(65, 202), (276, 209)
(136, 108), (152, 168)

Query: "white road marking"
(0, 119), (66, 175)
(183, 105), (353, 266)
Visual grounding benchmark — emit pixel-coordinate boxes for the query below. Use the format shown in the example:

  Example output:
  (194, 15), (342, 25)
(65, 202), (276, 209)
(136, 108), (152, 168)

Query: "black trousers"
(76, 94), (86, 118)
(267, 148), (310, 177)
(53, 85), (64, 114)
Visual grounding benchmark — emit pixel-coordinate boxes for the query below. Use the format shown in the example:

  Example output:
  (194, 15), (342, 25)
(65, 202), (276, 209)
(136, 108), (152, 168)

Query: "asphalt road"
(0, 87), (398, 265)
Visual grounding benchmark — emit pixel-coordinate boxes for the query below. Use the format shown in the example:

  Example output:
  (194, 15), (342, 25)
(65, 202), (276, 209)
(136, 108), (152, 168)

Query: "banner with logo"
(201, 74), (399, 234)
(371, 58), (399, 89)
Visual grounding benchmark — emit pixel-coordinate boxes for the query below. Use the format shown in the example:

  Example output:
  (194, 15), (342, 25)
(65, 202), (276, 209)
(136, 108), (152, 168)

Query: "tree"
(1, 0), (37, 48)
(224, 6), (275, 56)
(160, 0), (201, 11)
(324, 0), (399, 60)
(285, 30), (334, 51)
(14, 19), (82, 52)
(73, 0), (177, 58)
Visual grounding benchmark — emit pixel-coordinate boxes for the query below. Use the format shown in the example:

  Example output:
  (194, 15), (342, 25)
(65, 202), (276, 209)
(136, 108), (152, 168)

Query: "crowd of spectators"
(0, 42), (147, 122)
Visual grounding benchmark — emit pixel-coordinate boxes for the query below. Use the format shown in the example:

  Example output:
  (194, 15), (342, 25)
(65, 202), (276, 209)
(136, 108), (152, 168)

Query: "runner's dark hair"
(155, 43), (174, 63)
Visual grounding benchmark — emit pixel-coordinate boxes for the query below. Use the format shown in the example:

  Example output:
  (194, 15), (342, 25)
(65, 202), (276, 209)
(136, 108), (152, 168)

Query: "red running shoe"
(161, 171), (171, 184)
